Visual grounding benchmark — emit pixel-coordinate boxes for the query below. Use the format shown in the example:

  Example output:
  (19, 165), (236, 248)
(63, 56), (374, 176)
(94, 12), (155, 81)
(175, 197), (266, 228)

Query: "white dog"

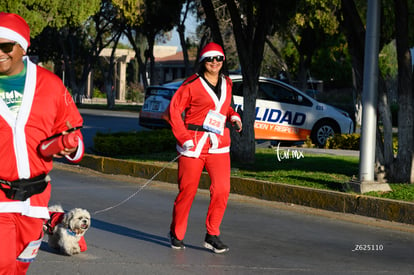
(45, 205), (91, 256)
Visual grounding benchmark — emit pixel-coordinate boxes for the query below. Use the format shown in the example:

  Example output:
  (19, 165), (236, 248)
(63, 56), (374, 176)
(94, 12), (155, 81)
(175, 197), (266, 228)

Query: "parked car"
(139, 81), (182, 128)
(139, 75), (354, 147)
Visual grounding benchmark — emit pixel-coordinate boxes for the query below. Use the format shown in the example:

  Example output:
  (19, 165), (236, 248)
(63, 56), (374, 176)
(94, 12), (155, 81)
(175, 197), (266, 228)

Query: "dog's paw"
(63, 245), (81, 256)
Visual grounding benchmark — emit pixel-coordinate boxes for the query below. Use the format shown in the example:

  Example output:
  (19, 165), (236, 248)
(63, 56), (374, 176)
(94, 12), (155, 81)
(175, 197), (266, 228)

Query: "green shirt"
(0, 60), (27, 117)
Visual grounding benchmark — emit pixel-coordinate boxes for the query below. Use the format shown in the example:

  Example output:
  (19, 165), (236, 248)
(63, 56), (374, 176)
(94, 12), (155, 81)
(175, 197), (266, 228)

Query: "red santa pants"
(170, 152), (231, 240)
(0, 213), (43, 275)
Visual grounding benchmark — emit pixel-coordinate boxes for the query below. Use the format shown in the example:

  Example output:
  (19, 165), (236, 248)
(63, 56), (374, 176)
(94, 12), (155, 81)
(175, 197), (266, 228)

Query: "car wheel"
(311, 121), (338, 148)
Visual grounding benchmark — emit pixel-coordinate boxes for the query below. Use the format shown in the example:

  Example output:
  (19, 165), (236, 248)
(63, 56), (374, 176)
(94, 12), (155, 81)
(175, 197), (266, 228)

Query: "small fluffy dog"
(45, 205), (91, 256)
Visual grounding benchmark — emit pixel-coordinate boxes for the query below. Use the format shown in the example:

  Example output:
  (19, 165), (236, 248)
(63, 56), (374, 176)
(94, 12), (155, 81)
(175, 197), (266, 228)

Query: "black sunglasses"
(204, 55), (224, 62)
(0, 42), (17, 53)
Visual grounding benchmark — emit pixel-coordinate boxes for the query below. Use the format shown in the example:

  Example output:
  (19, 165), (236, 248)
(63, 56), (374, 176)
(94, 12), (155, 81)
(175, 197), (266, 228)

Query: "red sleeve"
(168, 83), (193, 147)
(224, 76), (241, 121)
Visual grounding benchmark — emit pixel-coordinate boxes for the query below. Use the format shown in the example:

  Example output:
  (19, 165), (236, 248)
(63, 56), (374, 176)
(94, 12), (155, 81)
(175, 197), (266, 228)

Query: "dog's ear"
(62, 210), (74, 226)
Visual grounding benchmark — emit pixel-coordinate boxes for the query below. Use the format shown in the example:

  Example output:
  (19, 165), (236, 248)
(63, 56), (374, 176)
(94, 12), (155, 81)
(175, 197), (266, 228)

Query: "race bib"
(17, 238), (42, 263)
(203, 110), (226, 135)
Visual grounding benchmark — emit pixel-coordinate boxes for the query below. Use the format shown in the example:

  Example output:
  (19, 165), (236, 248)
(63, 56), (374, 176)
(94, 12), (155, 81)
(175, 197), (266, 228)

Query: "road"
(79, 108), (146, 153)
(28, 163), (414, 275)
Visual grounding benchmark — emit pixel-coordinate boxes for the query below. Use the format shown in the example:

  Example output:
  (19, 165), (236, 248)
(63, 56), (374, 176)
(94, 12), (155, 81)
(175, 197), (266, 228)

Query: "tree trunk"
(177, 1), (192, 77)
(226, 0), (273, 164)
(391, 0), (413, 183)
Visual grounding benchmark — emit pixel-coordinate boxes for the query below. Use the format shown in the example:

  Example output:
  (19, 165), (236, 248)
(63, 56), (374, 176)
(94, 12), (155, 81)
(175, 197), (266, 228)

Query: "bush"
(93, 129), (176, 157)
(93, 88), (106, 99)
(125, 82), (145, 103)
(325, 133), (360, 150)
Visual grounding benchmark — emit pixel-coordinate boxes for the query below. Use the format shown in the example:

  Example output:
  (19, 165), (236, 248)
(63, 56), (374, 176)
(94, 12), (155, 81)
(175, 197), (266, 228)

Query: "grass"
(123, 147), (413, 202)
(232, 148), (359, 192)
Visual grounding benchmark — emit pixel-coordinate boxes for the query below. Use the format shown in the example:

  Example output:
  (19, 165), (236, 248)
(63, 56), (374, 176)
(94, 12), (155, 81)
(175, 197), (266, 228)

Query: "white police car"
(139, 75), (354, 147)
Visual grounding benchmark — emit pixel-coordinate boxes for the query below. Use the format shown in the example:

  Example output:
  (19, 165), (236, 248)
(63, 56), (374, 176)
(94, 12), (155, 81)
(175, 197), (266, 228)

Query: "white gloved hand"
(182, 140), (195, 151)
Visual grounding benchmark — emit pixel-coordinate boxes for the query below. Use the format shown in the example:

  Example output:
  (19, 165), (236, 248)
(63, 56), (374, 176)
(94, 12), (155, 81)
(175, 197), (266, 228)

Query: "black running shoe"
(203, 233), (229, 253)
(169, 232), (185, 250)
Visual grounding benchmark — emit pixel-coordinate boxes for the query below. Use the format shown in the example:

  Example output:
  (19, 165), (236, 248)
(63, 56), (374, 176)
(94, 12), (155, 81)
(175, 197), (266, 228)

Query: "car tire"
(311, 120), (338, 148)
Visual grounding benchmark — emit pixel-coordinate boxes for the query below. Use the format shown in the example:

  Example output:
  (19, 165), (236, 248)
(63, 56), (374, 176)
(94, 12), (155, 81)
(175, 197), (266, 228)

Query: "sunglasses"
(0, 42), (17, 53)
(204, 55), (224, 62)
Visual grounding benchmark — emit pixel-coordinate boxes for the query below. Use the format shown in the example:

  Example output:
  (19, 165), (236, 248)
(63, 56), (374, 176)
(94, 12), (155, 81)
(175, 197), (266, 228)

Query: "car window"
(232, 79), (312, 107)
(146, 87), (174, 100)
(259, 82), (312, 107)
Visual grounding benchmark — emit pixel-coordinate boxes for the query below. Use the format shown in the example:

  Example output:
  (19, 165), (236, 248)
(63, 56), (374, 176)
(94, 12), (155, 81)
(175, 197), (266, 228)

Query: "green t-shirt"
(0, 60), (27, 117)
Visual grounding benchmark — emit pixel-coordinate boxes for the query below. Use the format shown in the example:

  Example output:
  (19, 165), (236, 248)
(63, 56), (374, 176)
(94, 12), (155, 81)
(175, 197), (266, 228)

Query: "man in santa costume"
(0, 12), (84, 274)
(167, 42), (242, 253)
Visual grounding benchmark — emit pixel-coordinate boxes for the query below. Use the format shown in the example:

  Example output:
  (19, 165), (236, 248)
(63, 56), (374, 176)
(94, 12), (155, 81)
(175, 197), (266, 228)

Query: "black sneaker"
(169, 232), (185, 250)
(203, 233), (229, 253)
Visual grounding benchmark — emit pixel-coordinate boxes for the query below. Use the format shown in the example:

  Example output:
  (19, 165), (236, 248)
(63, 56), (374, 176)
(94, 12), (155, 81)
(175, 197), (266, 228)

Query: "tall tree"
(223, 0), (297, 163)
(340, 0), (414, 183)
(392, 0), (413, 182)
(288, 0), (341, 91)
(2, 0), (102, 103)
(142, 0), (185, 85)
(176, 0), (198, 76)
(113, 0), (184, 86)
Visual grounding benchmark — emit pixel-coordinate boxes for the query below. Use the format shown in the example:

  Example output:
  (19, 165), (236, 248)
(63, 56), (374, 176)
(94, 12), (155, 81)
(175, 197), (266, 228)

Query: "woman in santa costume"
(167, 42), (242, 253)
(0, 12), (84, 274)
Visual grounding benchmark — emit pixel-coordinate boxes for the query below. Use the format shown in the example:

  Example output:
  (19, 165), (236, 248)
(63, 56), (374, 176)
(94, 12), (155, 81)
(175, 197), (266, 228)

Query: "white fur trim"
(199, 50), (225, 62)
(65, 138), (84, 162)
(182, 139), (194, 150)
(15, 57), (36, 178)
(209, 146), (230, 154)
(0, 26), (28, 51)
(0, 200), (50, 219)
(231, 115), (241, 122)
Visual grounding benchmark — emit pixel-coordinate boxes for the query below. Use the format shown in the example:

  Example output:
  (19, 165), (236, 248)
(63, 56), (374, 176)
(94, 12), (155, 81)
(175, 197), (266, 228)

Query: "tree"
(391, 0), (413, 182)
(176, 0), (198, 76)
(223, 0), (297, 163)
(340, 0), (414, 183)
(113, 0), (184, 86)
(142, 0), (185, 85)
(2, 1), (102, 104)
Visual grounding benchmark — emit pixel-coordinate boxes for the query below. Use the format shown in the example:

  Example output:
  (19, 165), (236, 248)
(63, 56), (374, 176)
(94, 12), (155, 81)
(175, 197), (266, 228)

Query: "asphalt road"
(79, 108), (146, 153)
(28, 163), (414, 275)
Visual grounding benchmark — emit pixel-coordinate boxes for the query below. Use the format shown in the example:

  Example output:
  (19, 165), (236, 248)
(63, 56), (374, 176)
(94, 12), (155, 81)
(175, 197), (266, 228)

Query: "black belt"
(187, 124), (209, 132)
(0, 174), (50, 201)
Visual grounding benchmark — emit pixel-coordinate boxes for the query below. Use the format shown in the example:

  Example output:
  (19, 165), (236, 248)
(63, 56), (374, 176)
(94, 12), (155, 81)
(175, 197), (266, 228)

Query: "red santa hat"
(0, 12), (30, 51)
(199, 42), (225, 62)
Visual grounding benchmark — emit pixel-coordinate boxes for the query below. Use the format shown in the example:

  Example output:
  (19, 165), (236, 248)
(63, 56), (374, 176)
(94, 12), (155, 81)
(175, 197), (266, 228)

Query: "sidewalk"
(76, 153), (414, 226)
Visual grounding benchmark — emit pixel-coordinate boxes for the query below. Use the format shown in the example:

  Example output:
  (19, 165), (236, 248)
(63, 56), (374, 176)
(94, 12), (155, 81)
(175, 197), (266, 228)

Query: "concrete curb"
(78, 154), (414, 225)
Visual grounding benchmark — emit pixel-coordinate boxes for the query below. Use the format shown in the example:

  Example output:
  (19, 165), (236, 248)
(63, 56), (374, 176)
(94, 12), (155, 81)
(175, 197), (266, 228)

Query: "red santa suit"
(0, 56), (84, 273)
(168, 73), (241, 240)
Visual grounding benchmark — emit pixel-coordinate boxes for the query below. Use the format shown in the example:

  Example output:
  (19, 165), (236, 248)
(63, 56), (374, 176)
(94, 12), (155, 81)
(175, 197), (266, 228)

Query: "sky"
(159, 13), (198, 51)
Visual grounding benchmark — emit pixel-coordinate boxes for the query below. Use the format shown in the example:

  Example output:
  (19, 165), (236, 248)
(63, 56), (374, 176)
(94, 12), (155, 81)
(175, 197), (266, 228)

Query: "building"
(151, 45), (197, 84)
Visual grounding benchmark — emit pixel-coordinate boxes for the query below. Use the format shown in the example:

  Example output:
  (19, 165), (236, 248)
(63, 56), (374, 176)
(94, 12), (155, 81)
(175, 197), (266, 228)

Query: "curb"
(78, 154), (414, 225)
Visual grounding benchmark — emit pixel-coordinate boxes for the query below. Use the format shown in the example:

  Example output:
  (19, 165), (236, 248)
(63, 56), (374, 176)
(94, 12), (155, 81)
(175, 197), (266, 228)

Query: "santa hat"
(199, 42), (225, 62)
(0, 12), (30, 51)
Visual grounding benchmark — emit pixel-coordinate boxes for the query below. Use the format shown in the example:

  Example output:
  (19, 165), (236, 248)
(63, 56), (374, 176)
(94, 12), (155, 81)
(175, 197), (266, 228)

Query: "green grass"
(123, 147), (414, 202)
(232, 148), (359, 192)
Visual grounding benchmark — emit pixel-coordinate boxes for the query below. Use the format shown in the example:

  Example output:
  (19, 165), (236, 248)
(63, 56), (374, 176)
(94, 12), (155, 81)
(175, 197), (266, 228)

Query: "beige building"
(88, 46), (195, 102)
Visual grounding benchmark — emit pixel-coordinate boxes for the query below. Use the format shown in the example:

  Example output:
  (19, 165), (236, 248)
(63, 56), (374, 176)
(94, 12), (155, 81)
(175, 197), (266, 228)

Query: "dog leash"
(93, 154), (181, 215)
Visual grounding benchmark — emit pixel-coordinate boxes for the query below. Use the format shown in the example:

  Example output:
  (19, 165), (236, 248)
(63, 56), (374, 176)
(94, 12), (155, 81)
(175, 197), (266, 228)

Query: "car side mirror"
(297, 95), (303, 103)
